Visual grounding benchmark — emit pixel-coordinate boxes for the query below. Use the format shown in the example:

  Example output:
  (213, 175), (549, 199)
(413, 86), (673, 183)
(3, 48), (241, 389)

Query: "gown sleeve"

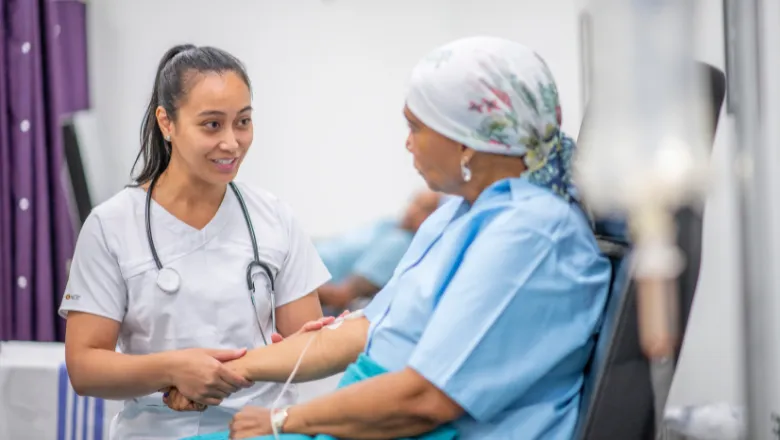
(407, 212), (609, 422)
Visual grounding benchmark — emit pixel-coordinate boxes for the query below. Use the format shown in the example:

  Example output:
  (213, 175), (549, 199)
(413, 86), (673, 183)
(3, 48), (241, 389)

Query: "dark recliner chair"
(575, 63), (727, 440)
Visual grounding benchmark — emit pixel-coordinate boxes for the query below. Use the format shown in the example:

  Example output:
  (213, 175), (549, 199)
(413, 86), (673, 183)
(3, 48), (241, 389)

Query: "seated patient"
(315, 190), (441, 314)
(167, 36), (611, 440)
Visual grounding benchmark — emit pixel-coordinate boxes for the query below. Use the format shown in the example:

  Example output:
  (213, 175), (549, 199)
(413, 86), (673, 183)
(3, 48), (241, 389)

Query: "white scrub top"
(58, 182), (331, 440)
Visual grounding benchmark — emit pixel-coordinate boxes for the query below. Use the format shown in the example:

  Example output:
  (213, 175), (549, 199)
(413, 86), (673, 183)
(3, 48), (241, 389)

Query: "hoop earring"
(460, 157), (472, 182)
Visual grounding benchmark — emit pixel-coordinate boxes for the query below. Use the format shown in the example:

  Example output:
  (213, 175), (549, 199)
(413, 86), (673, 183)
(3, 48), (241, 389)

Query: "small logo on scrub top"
(64, 293), (80, 301)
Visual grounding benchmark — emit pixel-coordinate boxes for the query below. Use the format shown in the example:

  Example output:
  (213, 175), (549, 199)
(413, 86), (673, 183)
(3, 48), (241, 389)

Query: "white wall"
(83, 0), (583, 236)
(82, 0), (743, 407)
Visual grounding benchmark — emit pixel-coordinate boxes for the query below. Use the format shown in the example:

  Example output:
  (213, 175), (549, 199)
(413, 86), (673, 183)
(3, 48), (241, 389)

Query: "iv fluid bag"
(576, 0), (712, 215)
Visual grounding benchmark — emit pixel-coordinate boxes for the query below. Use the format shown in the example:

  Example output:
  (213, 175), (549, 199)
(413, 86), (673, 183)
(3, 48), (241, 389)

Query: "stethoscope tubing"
(145, 176), (277, 344)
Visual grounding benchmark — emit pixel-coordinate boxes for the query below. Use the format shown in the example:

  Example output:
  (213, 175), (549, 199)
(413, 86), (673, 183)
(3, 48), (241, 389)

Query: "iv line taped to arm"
(269, 309), (366, 438)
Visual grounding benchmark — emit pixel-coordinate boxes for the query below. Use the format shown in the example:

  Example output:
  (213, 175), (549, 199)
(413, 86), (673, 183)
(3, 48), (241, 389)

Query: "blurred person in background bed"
(315, 190), (441, 314)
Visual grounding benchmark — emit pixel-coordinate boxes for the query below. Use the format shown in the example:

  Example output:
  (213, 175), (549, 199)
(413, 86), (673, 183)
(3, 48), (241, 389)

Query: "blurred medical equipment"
(145, 177), (278, 345)
(728, 0), (780, 438)
(575, 61), (725, 440)
(665, 403), (746, 440)
(576, 0), (729, 438)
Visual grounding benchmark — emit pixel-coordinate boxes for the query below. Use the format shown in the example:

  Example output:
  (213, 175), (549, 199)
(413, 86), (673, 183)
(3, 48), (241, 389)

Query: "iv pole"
(731, 0), (780, 437)
(576, 2), (710, 436)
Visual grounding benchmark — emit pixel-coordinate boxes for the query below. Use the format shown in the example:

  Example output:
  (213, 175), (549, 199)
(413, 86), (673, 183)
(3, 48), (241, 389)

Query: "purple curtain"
(0, 0), (89, 342)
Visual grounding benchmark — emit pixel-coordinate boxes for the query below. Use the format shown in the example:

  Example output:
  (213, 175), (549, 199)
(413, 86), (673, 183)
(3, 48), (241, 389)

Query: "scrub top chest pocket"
(119, 180), (289, 353)
(121, 255), (225, 353)
(120, 224), (287, 353)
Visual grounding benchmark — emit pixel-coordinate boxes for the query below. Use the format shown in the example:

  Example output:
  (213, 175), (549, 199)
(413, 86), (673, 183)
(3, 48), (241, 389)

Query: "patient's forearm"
(229, 317), (369, 383)
(282, 369), (455, 439)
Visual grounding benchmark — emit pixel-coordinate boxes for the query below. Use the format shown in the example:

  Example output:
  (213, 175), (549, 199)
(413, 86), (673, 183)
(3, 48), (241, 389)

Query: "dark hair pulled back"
(131, 44), (252, 185)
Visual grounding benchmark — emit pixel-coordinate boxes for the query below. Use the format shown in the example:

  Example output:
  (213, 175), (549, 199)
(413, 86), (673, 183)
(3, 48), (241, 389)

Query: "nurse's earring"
(164, 135), (172, 158)
(460, 156), (472, 183)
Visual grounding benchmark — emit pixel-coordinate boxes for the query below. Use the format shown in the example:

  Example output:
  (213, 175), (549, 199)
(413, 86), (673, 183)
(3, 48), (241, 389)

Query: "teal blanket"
(182, 353), (458, 440)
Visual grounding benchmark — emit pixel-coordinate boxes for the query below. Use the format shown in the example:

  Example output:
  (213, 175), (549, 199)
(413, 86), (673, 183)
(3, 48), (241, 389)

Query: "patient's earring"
(164, 134), (171, 142)
(460, 156), (472, 182)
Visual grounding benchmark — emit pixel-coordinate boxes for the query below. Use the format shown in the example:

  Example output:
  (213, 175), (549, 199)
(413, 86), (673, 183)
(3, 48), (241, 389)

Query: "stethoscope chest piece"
(145, 178), (277, 343)
(156, 266), (181, 294)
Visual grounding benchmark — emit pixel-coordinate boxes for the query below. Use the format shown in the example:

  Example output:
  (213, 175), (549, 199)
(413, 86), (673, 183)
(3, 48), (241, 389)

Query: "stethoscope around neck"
(144, 175), (278, 345)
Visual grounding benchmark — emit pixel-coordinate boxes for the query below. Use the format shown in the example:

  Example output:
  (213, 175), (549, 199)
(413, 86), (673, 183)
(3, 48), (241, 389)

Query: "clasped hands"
(161, 315), (338, 412)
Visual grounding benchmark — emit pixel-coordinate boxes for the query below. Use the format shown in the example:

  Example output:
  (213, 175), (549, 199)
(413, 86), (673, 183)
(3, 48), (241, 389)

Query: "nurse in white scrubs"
(58, 44), (332, 440)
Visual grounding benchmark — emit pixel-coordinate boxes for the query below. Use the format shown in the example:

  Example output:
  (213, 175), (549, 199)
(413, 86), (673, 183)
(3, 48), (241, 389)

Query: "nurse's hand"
(229, 406), (273, 438)
(169, 348), (253, 406)
(269, 315), (340, 344)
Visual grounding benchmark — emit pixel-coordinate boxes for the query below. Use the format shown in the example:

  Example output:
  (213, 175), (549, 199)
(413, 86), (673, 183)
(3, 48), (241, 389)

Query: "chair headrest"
(596, 236), (628, 258)
(593, 215), (631, 259)
(594, 217), (630, 244)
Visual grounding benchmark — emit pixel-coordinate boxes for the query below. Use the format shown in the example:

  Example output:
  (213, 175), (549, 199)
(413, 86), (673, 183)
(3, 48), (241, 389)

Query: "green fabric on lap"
(181, 354), (458, 440)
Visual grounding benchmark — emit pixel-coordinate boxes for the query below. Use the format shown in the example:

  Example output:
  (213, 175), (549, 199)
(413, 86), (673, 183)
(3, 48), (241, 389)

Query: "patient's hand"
(230, 406), (273, 438)
(161, 360), (253, 412)
(163, 360), (250, 412)
(269, 315), (337, 343)
(164, 315), (341, 412)
(162, 387), (206, 411)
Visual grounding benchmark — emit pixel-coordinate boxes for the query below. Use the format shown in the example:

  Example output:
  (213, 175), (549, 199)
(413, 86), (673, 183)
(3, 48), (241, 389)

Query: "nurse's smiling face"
(404, 107), (469, 194)
(159, 71), (253, 185)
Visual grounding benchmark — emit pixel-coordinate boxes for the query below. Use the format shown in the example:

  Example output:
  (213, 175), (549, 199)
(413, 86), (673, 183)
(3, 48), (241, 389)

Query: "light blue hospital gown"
(363, 177), (611, 439)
